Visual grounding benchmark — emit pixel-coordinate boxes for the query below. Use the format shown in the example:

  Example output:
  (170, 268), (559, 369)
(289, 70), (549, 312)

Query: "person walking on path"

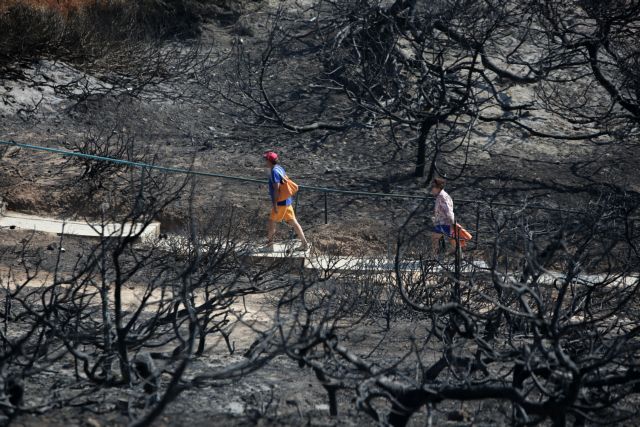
(431, 177), (455, 254)
(263, 151), (309, 252)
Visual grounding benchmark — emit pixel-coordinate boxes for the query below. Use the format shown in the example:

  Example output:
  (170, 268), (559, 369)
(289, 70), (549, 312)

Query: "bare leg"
(431, 233), (441, 254)
(267, 220), (276, 248)
(287, 218), (309, 249)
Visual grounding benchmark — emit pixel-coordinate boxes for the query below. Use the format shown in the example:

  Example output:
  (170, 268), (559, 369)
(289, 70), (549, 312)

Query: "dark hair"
(270, 158), (279, 165)
(432, 178), (446, 189)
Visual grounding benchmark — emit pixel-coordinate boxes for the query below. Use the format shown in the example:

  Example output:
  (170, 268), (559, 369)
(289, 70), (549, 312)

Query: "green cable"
(0, 139), (593, 214)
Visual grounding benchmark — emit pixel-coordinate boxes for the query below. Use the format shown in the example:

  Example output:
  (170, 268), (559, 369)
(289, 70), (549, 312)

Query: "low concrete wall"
(0, 211), (160, 240)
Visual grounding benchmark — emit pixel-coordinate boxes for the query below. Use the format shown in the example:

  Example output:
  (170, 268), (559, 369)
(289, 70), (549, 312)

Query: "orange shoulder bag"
(277, 175), (299, 202)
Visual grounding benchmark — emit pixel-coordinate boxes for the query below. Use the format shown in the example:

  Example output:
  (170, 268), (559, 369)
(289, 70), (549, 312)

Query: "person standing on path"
(264, 151), (309, 252)
(431, 177), (455, 254)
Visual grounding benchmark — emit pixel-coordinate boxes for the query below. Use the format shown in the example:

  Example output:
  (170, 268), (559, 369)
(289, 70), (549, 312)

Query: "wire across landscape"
(0, 139), (594, 216)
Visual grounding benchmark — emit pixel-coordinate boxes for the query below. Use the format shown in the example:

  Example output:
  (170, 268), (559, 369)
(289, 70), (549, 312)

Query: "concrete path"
(241, 242), (637, 289)
(240, 240), (490, 273)
(1, 211), (634, 288)
(0, 210), (160, 240)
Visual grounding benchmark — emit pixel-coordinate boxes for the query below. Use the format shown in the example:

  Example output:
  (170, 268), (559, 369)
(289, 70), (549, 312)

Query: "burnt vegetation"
(222, 0), (640, 180)
(0, 0), (202, 65)
(1, 0), (640, 426)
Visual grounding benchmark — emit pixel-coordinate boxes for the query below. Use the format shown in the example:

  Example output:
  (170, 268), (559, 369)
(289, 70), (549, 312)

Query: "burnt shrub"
(0, 0), (207, 68)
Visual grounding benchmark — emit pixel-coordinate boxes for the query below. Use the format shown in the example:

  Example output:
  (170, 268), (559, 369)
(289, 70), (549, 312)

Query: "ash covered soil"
(3, 74), (638, 256)
(2, 1), (640, 426)
(1, 230), (505, 427)
(1, 7), (638, 254)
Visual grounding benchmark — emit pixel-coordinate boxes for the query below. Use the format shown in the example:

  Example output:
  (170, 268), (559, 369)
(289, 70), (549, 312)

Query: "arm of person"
(446, 209), (455, 226)
(272, 181), (281, 210)
(437, 195), (455, 227)
(445, 200), (455, 226)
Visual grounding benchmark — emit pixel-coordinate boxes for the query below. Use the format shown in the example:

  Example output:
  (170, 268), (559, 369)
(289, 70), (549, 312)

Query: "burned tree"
(247, 197), (640, 426)
(0, 162), (286, 425)
(531, 0), (640, 138)
(220, 0), (612, 184)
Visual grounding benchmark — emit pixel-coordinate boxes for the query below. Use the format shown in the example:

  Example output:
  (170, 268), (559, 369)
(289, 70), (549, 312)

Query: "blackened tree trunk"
(415, 118), (435, 178)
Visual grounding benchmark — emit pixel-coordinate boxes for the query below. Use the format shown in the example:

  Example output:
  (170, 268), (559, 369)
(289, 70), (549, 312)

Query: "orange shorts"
(270, 205), (296, 223)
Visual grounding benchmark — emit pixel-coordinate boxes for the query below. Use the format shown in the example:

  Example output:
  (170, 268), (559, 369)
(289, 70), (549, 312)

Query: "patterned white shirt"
(434, 189), (454, 225)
